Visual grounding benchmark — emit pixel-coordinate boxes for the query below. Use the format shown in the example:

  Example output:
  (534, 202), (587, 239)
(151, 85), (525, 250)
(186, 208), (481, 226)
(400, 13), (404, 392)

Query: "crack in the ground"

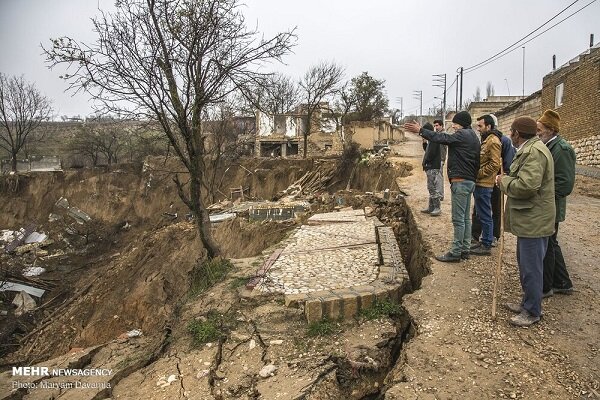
(174, 353), (186, 399)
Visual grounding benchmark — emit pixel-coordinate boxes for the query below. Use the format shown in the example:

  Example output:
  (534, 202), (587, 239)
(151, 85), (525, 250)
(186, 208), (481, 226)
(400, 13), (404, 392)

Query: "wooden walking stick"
(491, 166), (505, 319)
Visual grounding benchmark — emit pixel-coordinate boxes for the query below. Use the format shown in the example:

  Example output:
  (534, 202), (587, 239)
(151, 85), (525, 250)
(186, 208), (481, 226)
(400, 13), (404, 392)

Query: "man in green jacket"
(536, 110), (576, 296)
(496, 116), (555, 327)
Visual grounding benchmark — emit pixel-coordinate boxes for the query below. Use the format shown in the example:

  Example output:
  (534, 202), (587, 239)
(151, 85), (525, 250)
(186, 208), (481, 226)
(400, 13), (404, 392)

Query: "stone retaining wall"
(570, 135), (600, 167)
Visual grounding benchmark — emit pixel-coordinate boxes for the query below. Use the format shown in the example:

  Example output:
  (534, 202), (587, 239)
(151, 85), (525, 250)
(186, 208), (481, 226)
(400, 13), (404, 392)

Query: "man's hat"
(538, 109), (560, 133)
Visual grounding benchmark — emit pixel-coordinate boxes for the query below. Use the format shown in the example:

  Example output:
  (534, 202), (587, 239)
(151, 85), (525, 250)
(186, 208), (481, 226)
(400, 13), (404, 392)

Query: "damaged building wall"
(346, 120), (404, 150)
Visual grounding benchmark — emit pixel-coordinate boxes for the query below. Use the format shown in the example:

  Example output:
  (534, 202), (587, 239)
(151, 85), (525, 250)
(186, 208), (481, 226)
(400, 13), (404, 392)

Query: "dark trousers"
(472, 184), (502, 240)
(542, 222), (573, 292)
(517, 236), (548, 318)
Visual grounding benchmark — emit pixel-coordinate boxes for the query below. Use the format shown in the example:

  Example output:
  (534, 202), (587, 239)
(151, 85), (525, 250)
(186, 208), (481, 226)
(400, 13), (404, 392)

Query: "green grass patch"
(187, 312), (223, 345)
(189, 257), (233, 296)
(307, 318), (338, 337)
(229, 276), (251, 289)
(359, 299), (403, 320)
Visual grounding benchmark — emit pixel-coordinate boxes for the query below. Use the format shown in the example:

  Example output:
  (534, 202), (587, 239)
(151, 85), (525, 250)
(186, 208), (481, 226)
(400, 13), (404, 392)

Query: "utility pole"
(433, 73), (447, 126)
(522, 46), (525, 97)
(458, 67), (464, 110)
(413, 90), (423, 125)
(455, 74), (459, 113)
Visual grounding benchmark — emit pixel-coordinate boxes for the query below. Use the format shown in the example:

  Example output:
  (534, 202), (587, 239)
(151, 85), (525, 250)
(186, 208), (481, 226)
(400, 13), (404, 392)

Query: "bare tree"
(265, 73), (300, 115)
(486, 81), (495, 98)
(236, 72), (299, 116)
(0, 74), (53, 172)
(298, 61), (344, 158)
(44, 0), (295, 258)
(474, 86), (482, 102)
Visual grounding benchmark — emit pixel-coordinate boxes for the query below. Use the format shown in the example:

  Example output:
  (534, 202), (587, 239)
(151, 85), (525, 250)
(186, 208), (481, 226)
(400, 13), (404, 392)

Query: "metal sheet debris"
(24, 232), (48, 244)
(209, 212), (236, 223)
(0, 281), (46, 298)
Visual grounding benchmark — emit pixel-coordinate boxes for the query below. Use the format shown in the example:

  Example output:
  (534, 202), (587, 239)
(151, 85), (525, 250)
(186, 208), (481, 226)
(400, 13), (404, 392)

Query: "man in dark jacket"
(536, 110), (576, 296)
(421, 122), (442, 216)
(405, 111), (481, 262)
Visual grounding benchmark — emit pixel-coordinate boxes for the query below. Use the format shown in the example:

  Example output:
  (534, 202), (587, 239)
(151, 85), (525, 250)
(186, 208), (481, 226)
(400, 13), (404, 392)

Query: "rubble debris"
(14, 239), (53, 256)
(23, 266), (46, 277)
(55, 197), (92, 224)
(259, 364), (278, 378)
(0, 281), (46, 298)
(0, 230), (15, 242)
(24, 231), (48, 244)
(118, 329), (143, 340)
(48, 213), (62, 222)
(156, 374), (178, 388)
(3, 223), (36, 253)
(12, 291), (37, 316)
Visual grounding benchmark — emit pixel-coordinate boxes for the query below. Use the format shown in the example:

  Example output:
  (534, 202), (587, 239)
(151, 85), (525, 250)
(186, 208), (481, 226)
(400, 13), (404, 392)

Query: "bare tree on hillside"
(44, 0), (295, 258)
(68, 122), (124, 166)
(0, 73), (53, 172)
(298, 61), (344, 158)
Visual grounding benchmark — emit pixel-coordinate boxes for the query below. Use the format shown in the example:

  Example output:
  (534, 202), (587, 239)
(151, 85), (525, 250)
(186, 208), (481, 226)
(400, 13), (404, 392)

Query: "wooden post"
(491, 166), (505, 319)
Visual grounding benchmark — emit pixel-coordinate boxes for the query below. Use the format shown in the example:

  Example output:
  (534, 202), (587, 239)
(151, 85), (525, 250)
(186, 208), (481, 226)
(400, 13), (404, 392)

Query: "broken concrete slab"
(0, 281), (46, 298)
(209, 212), (236, 223)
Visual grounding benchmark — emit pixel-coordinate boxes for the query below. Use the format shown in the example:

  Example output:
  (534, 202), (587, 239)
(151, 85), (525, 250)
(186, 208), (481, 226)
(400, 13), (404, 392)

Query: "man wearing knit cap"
(496, 116), (555, 327)
(537, 109), (576, 297)
(405, 111), (480, 262)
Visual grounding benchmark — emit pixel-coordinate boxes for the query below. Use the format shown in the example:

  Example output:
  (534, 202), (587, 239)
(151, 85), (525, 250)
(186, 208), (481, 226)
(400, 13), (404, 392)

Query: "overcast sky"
(0, 0), (597, 118)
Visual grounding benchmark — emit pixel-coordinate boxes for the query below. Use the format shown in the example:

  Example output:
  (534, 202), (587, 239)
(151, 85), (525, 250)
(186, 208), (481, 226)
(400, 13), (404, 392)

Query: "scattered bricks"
(305, 299), (323, 323)
(285, 293), (308, 308)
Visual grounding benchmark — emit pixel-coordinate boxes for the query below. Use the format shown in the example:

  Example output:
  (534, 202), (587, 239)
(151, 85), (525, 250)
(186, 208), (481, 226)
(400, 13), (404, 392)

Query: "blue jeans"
(474, 186), (493, 247)
(517, 237), (549, 317)
(450, 180), (476, 256)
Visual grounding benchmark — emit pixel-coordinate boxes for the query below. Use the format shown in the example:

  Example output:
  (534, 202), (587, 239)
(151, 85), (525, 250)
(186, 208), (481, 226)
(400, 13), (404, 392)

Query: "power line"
(463, 0), (584, 73)
(465, 0), (597, 75)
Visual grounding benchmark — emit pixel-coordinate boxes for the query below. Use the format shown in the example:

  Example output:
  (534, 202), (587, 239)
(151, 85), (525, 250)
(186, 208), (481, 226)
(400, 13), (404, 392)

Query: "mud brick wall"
(495, 92), (542, 135)
(541, 46), (600, 166)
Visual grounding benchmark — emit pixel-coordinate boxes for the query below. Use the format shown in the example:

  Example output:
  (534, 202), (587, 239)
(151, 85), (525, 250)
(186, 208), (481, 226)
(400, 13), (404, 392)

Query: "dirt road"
(385, 132), (600, 399)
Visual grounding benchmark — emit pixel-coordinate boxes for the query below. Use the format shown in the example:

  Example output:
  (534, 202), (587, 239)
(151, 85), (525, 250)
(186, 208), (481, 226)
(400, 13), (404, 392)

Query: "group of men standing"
(404, 109), (576, 327)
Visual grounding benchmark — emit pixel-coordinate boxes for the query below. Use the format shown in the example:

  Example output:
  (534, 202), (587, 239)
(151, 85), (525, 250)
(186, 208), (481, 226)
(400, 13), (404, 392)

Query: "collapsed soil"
(1, 142), (598, 399)
(0, 155), (410, 366)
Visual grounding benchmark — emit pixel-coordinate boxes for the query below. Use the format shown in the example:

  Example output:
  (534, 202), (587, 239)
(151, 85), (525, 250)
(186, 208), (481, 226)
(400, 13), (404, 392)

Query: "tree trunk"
(189, 171), (221, 258)
(11, 152), (17, 172)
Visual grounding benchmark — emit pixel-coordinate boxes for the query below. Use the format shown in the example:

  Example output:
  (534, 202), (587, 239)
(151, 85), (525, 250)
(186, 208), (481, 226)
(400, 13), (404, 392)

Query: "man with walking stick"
(495, 116), (555, 327)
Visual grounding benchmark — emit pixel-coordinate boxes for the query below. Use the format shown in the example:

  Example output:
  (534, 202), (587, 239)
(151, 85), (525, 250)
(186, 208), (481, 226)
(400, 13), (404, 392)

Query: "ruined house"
(254, 104), (342, 157)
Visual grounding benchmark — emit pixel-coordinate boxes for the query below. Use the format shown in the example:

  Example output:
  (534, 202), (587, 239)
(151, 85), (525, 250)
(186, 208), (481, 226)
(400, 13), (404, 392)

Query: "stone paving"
(251, 209), (411, 322)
